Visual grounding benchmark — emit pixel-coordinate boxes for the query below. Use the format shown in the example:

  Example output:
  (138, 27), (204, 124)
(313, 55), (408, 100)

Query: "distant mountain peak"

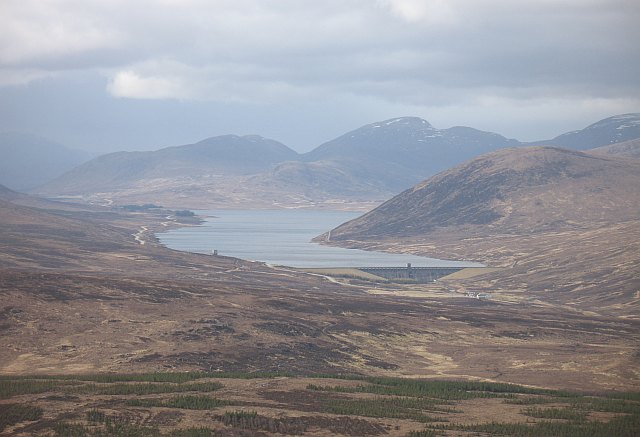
(243, 134), (267, 141)
(193, 134), (288, 147)
(533, 112), (640, 150)
(369, 117), (434, 129)
(585, 113), (640, 130)
(195, 134), (241, 144)
(610, 112), (640, 119)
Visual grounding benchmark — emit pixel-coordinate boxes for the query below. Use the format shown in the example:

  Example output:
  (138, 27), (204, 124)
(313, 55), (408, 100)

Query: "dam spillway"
(357, 265), (464, 283)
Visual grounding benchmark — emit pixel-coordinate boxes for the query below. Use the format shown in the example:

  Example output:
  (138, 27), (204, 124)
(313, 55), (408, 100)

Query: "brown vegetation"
(324, 147), (640, 317)
(0, 169), (639, 434)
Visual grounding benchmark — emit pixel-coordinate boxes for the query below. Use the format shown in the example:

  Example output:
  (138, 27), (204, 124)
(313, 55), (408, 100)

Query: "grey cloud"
(0, 0), (638, 150)
(3, 0), (638, 99)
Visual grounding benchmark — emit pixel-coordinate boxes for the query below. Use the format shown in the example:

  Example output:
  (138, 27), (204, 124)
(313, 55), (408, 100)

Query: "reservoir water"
(156, 209), (482, 268)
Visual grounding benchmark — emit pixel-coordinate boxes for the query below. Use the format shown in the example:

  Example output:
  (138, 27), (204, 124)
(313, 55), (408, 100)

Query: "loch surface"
(156, 209), (482, 268)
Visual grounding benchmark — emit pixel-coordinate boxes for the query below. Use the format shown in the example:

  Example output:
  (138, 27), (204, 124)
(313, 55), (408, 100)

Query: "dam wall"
(358, 264), (464, 283)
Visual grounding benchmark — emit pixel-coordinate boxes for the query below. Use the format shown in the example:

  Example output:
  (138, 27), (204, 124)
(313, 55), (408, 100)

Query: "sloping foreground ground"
(0, 190), (638, 434)
(1, 373), (638, 436)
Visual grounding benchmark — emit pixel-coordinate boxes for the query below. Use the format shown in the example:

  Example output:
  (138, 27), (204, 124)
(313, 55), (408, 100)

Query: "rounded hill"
(328, 146), (640, 240)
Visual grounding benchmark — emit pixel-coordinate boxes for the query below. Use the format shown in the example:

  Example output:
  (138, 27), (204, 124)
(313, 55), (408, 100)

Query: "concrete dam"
(358, 264), (464, 283)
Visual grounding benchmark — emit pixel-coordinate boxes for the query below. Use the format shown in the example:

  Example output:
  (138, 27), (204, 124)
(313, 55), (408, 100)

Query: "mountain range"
(17, 112), (640, 207)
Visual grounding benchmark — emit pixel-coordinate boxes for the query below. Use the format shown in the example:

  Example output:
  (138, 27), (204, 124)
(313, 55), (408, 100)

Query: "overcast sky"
(1, 0), (638, 153)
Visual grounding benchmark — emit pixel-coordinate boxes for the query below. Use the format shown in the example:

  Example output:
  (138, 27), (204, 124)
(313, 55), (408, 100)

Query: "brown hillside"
(329, 147), (640, 239)
(325, 147), (640, 315)
(589, 138), (640, 159)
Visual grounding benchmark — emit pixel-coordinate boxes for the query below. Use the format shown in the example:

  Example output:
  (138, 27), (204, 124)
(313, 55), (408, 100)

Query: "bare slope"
(38, 135), (299, 195)
(531, 113), (640, 150)
(328, 147), (640, 238)
(0, 132), (91, 191)
(589, 138), (640, 159)
(1, 192), (638, 390)
(325, 147), (640, 315)
(0, 183), (21, 202)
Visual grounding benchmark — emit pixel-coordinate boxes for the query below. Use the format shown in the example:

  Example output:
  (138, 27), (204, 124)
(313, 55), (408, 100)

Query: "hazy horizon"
(3, 111), (640, 157)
